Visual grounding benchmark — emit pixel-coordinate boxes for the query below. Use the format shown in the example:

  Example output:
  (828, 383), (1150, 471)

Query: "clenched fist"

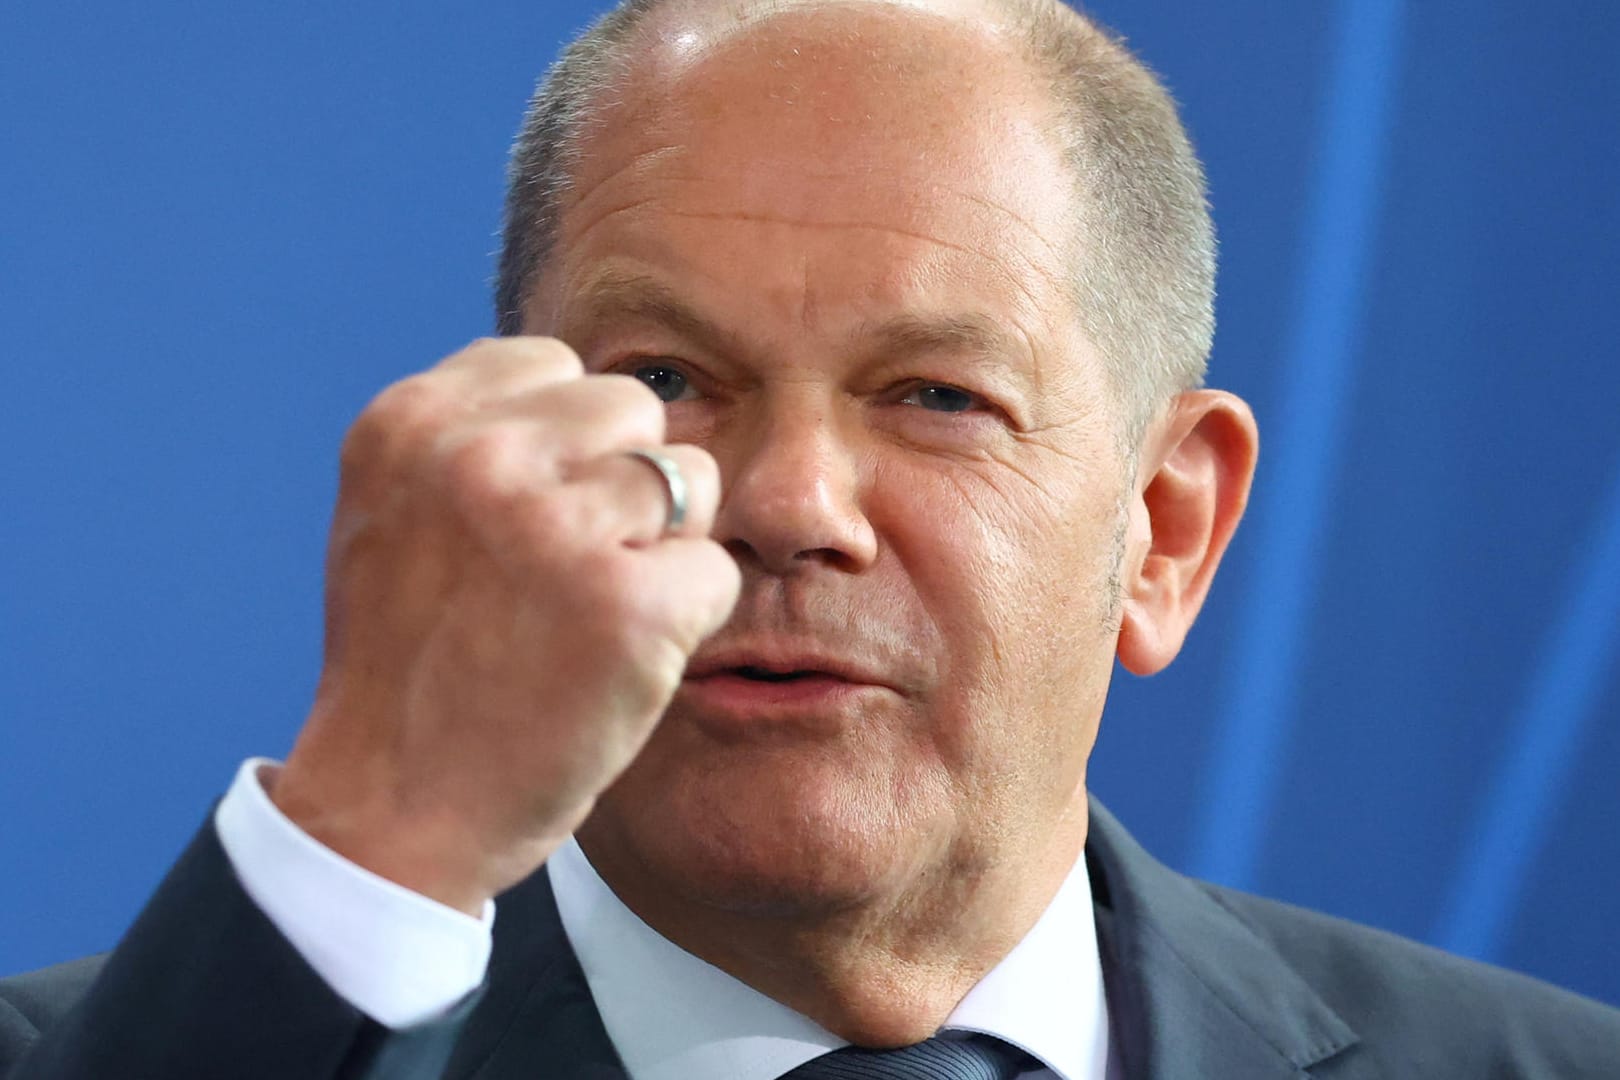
(270, 337), (740, 913)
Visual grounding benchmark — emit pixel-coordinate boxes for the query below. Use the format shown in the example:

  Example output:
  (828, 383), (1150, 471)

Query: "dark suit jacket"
(3, 800), (1617, 1078)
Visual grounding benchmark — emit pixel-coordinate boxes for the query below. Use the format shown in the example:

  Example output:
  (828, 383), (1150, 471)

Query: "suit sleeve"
(1, 819), (476, 1080)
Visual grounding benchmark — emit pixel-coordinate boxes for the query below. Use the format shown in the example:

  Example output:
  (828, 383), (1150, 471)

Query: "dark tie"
(778, 1034), (1035, 1079)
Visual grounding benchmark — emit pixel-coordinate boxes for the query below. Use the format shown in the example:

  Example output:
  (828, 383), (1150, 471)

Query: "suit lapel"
(1086, 801), (1379, 1080)
(444, 803), (1384, 1080)
(446, 867), (629, 1080)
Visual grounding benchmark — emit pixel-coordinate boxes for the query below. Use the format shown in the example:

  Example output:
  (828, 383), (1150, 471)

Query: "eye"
(900, 383), (980, 413)
(630, 363), (692, 403)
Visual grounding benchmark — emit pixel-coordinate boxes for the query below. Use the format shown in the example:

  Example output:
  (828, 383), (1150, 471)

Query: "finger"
(564, 443), (723, 545)
(430, 336), (585, 406)
(344, 338), (587, 485)
(430, 375), (668, 503)
(625, 537), (742, 655)
(488, 374), (668, 463)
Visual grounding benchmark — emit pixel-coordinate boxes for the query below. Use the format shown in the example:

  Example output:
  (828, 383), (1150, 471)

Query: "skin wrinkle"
(550, 220), (1069, 443)
(506, 0), (1217, 439)
(649, 207), (1045, 283)
(559, 151), (1070, 300)
(557, 268), (1075, 469)
(556, 195), (663, 260)
(797, 245), (814, 332)
(541, 233), (1049, 393)
(557, 263), (1063, 445)
(507, 1), (1235, 1045)
(951, 185), (1071, 268)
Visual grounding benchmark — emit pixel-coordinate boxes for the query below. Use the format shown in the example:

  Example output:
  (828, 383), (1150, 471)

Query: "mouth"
(684, 648), (888, 689)
(727, 665), (828, 684)
(677, 651), (892, 736)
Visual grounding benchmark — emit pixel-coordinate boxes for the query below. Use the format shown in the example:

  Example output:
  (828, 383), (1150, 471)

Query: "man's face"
(529, 6), (1132, 914)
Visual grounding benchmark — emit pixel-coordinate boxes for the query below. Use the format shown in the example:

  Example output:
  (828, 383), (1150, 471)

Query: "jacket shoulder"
(1201, 882), (1620, 1076)
(0, 955), (108, 1064)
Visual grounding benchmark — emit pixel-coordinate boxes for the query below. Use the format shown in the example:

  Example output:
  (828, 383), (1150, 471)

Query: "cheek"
(866, 461), (1117, 815)
(870, 454), (1121, 702)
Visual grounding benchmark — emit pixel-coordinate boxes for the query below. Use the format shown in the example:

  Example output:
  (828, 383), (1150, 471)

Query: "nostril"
(721, 538), (758, 564)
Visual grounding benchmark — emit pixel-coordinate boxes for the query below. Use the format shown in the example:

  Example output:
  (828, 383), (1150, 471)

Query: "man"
(3, 0), (1617, 1076)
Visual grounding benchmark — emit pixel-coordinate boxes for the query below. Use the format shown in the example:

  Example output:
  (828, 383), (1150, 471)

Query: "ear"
(1116, 390), (1259, 676)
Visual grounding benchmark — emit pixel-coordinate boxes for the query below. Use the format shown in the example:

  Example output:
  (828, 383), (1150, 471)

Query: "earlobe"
(1116, 390), (1259, 676)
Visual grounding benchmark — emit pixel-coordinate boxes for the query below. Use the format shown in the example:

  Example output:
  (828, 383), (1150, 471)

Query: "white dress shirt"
(214, 759), (494, 1028)
(215, 758), (1114, 1078)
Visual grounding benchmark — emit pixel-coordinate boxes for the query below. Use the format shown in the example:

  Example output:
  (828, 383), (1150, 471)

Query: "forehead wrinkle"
(574, 166), (1066, 274)
(565, 267), (756, 361)
(951, 186), (1069, 270)
(664, 204), (1068, 361)
(652, 206), (1063, 304)
(561, 261), (1044, 388)
(550, 191), (1069, 362)
(559, 187), (1066, 320)
(796, 245), (817, 331)
(559, 145), (685, 248)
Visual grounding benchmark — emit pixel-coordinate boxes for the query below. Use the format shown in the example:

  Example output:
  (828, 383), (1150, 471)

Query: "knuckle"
(439, 423), (527, 501)
(593, 374), (667, 439)
(596, 370), (658, 404)
(373, 375), (452, 429)
(677, 446), (721, 492)
(509, 335), (585, 377)
(438, 431), (581, 555)
(513, 486), (598, 552)
(456, 335), (503, 358)
(446, 335), (583, 380)
(341, 376), (450, 474)
(537, 337), (586, 376)
(441, 337), (494, 370)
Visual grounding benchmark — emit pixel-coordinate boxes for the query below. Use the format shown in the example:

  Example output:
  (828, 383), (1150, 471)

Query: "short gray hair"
(495, 0), (1213, 450)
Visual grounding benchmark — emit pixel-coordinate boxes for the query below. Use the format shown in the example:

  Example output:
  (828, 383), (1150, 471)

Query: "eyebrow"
(567, 269), (1034, 384)
(567, 270), (747, 360)
(861, 312), (1030, 371)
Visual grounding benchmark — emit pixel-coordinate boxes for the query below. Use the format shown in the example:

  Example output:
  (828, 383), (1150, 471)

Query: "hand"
(270, 337), (739, 914)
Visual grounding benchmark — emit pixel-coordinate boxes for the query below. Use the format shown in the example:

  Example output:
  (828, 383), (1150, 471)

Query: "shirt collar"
(548, 838), (1109, 1080)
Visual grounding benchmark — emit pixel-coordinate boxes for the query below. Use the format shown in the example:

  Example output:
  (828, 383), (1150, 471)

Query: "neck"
(576, 803), (1090, 1046)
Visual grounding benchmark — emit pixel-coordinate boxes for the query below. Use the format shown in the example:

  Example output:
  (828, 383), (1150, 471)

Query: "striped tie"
(778, 1034), (1034, 1079)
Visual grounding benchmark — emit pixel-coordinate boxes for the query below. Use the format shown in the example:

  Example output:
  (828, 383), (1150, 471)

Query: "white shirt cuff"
(213, 757), (494, 1028)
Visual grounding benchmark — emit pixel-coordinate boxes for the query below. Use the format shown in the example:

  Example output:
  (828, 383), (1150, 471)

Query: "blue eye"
(633, 364), (689, 403)
(905, 384), (977, 413)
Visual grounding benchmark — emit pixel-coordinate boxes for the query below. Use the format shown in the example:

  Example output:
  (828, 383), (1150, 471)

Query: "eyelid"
(606, 354), (696, 381)
(894, 379), (993, 411)
(613, 355), (708, 403)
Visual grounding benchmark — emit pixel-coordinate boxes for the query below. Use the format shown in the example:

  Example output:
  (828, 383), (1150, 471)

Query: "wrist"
(218, 758), (495, 1025)
(268, 752), (580, 914)
(267, 758), (499, 916)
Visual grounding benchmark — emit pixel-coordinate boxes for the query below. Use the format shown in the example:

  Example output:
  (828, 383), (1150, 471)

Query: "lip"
(683, 646), (894, 689)
(677, 645), (898, 737)
(681, 669), (873, 707)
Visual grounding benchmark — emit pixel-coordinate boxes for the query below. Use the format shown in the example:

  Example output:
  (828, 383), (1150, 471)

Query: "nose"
(713, 406), (878, 576)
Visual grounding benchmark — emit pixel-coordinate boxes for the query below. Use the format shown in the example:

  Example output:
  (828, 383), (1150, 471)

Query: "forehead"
(531, 3), (1077, 345)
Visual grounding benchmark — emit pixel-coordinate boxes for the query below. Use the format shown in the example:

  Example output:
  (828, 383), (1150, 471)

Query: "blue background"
(4, 1), (1618, 1006)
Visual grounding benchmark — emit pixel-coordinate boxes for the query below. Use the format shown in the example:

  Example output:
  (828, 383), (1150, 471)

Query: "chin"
(584, 733), (955, 918)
